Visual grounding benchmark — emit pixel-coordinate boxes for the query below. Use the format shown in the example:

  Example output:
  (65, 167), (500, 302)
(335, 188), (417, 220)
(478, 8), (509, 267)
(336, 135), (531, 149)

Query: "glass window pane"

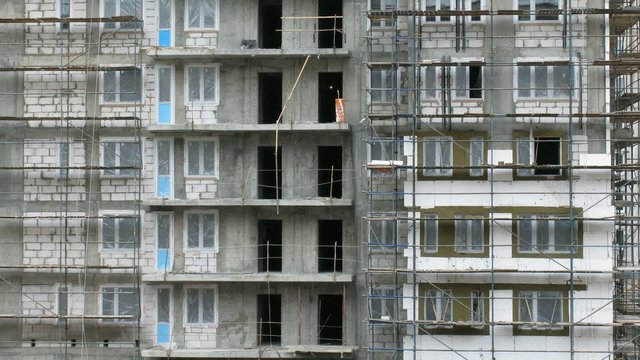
(423, 138), (436, 174)
(103, 217), (115, 249)
(455, 66), (466, 98)
(202, 289), (215, 323)
(424, 67), (436, 99)
(203, 0), (216, 28)
(371, 70), (382, 102)
(554, 219), (572, 252)
(104, 0), (117, 17)
(119, 218), (136, 249)
(470, 138), (483, 176)
(103, 72), (116, 102)
(120, 70), (140, 102)
(519, 291), (533, 322)
(187, 214), (200, 248)
(158, 67), (172, 102)
(517, 138), (533, 176)
(518, 217), (533, 252)
(203, 141), (216, 175)
(518, 0), (531, 20)
(441, 0), (451, 20)
(440, 138), (452, 175)
(157, 140), (171, 176)
(159, 0), (172, 28)
(454, 217), (466, 252)
(204, 67), (216, 101)
(187, 289), (199, 323)
(517, 67), (530, 97)
(188, 68), (201, 102)
(538, 291), (561, 323)
(471, 0), (481, 20)
(424, 215), (437, 252)
(157, 214), (171, 249)
(119, 142), (139, 176)
(424, 0), (436, 21)
(102, 288), (115, 316)
(536, 0), (559, 20)
(58, 287), (69, 316)
(188, 0), (200, 28)
(118, 288), (136, 316)
(425, 290), (436, 320)
(202, 214), (215, 248)
(553, 66), (571, 97)
(538, 217), (550, 251)
(471, 219), (483, 251)
(157, 288), (170, 322)
(188, 141), (201, 175)
(534, 66), (548, 97)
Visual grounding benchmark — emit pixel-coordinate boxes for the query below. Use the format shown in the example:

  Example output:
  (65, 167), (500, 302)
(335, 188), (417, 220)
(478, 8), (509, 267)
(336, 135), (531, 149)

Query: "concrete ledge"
(143, 47), (351, 59)
(142, 272), (354, 283)
(146, 123), (351, 133)
(143, 198), (353, 207)
(141, 345), (357, 358)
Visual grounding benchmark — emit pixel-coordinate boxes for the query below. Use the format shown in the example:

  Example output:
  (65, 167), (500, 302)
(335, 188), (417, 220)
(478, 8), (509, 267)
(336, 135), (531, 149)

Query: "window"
(186, 139), (217, 177)
(454, 215), (484, 253)
(518, 291), (563, 329)
(371, 0), (396, 27)
(424, 289), (452, 324)
(370, 219), (396, 247)
(157, 66), (174, 124)
(156, 213), (172, 271)
(517, 215), (575, 253)
(101, 140), (141, 177)
(103, 0), (142, 30)
(422, 0), (482, 22)
(423, 137), (452, 176)
(257, 294), (281, 344)
(469, 137), (484, 177)
(371, 287), (395, 320)
(371, 69), (394, 102)
(186, 65), (218, 104)
(158, 0), (173, 47)
(454, 65), (483, 99)
(423, 215), (438, 253)
(370, 140), (394, 161)
(516, 136), (562, 176)
(103, 69), (142, 103)
(471, 290), (484, 323)
(517, 65), (571, 98)
(102, 215), (138, 249)
(59, 141), (70, 177)
(57, 286), (69, 323)
(186, 0), (218, 30)
(102, 287), (138, 322)
(186, 212), (217, 250)
(186, 288), (216, 324)
(518, 0), (559, 21)
(60, 0), (71, 31)
(157, 288), (171, 344)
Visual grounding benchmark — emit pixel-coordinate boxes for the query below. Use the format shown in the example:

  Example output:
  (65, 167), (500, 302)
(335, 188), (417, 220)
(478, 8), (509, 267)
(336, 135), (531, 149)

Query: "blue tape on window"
(157, 176), (171, 197)
(158, 30), (171, 47)
(157, 323), (170, 343)
(157, 249), (170, 270)
(158, 103), (172, 124)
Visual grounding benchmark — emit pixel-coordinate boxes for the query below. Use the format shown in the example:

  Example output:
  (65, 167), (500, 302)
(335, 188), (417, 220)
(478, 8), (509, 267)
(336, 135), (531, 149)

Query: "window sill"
(184, 175), (219, 180)
(184, 323), (218, 328)
(184, 28), (220, 33)
(185, 102), (220, 107)
(100, 174), (140, 180)
(515, 97), (572, 102)
(100, 248), (137, 253)
(100, 101), (142, 107)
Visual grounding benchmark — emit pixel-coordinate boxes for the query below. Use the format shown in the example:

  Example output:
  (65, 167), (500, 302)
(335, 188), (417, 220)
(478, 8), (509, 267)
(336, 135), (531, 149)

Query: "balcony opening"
(318, 146), (342, 198)
(259, 72), (283, 124)
(469, 66), (482, 99)
(318, 72), (343, 123)
(318, 0), (343, 48)
(318, 294), (343, 344)
(258, 220), (282, 272)
(257, 294), (281, 345)
(259, 0), (282, 49)
(534, 137), (561, 175)
(318, 219), (342, 272)
(258, 146), (282, 199)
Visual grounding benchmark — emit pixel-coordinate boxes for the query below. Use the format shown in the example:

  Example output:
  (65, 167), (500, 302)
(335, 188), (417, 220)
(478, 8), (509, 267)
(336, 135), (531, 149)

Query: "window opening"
(258, 146), (282, 199)
(318, 0), (343, 48)
(318, 72), (343, 123)
(259, 73), (283, 124)
(318, 294), (343, 344)
(318, 146), (342, 198)
(258, 220), (282, 272)
(318, 219), (342, 272)
(257, 294), (282, 345)
(259, 0), (282, 49)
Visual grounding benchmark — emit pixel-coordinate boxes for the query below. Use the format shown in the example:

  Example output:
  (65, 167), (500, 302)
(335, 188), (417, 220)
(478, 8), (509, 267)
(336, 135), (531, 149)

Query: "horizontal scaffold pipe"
(367, 7), (640, 17)
(0, 65), (138, 72)
(0, 116), (139, 121)
(0, 16), (139, 24)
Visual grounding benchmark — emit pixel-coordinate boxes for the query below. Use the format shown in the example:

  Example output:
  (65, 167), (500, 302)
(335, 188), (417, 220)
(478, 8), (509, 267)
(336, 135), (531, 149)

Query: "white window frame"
(370, 0), (396, 27)
(370, 68), (395, 103)
(183, 210), (219, 252)
(421, 0), (484, 23)
(517, 215), (575, 254)
(369, 218), (397, 248)
(100, 285), (140, 323)
(469, 137), (484, 177)
(422, 214), (438, 253)
(156, 212), (174, 270)
(516, 0), (560, 22)
(99, 210), (140, 251)
(156, 65), (175, 124)
(424, 289), (453, 325)
(518, 290), (563, 330)
(184, 0), (220, 31)
(156, 287), (172, 344)
(420, 61), (484, 100)
(102, 0), (143, 31)
(454, 215), (484, 253)
(370, 286), (395, 320)
(101, 67), (143, 104)
(453, 65), (483, 99)
(59, 0), (72, 32)
(184, 138), (219, 178)
(516, 136), (562, 177)
(155, 138), (174, 198)
(471, 290), (484, 324)
(422, 136), (453, 177)
(515, 62), (573, 100)
(184, 286), (218, 326)
(157, 0), (175, 46)
(100, 138), (143, 178)
(185, 64), (220, 105)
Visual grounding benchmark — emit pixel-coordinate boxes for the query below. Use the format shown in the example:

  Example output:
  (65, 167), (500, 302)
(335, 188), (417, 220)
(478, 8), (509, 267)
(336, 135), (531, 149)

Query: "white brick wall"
(24, 0), (88, 55)
(22, 212), (86, 267)
(184, 104), (218, 125)
(185, 179), (218, 199)
(23, 72), (87, 127)
(183, 324), (217, 348)
(184, 250), (217, 273)
(21, 284), (84, 326)
(185, 32), (219, 48)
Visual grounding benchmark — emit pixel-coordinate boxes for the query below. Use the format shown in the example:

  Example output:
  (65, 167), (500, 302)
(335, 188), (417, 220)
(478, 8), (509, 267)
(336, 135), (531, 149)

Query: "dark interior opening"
(258, 146), (282, 199)
(469, 66), (482, 99)
(318, 0), (343, 48)
(258, 220), (282, 272)
(318, 219), (342, 272)
(318, 294), (343, 345)
(257, 294), (282, 345)
(534, 137), (561, 175)
(318, 72), (343, 123)
(318, 146), (342, 198)
(259, 0), (282, 49)
(259, 72), (283, 124)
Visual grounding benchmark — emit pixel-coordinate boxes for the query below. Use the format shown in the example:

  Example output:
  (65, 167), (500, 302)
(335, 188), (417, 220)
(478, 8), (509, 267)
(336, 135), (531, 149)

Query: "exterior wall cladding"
(0, 0), (630, 359)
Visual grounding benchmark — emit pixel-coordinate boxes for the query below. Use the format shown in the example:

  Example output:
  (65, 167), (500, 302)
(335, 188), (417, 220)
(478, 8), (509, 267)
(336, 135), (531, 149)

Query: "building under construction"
(0, 0), (636, 359)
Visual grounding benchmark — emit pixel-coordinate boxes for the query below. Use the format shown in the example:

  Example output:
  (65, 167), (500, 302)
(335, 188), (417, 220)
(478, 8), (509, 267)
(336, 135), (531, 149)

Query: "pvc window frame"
(156, 65), (175, 124)
(184, 0), (220, 32)
(155, 212), (174, 270)
(515, 0), (561, 22)
(101, 0), (143, 32)
(184, 137), (219, 178)
(100, 67), (144, 105)
(420, 61), (485, 101)
(184, 286), (218, 326)
(183, 210), (219, 252)
(155, 138), (174, 199)
(100, 285), (140, 324)
(184, 64), (220, 105)
(155, 286), (172, 345)
(514, 61), (573, 100)
(58, 0), (71, 32)
(99, 137), (143, 178)
(420, 0), (484, 24)
(99, 210), (140, 251)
